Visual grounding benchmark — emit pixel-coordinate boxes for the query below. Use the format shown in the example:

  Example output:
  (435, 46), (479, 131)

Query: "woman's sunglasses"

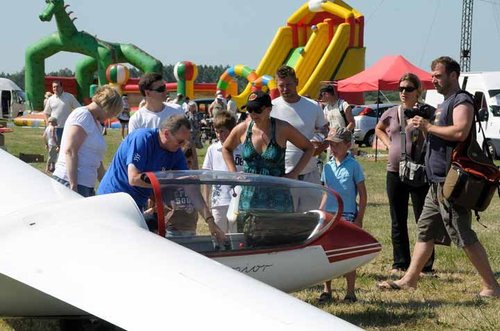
(150, 85), (167, 93)
(247, 107), (266, 114)
(399, 86), (416, 93)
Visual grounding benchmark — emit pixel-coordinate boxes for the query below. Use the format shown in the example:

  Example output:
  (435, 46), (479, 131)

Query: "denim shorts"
(52, 176), (95, 197)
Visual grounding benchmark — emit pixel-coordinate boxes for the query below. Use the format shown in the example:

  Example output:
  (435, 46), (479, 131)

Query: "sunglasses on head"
(150, 85), (166, 93)
(399, 86), (416, 93)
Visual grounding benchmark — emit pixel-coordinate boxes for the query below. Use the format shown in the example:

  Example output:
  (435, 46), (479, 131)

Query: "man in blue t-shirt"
(98, 114), (226, 242)
(98, 115), (190, 209)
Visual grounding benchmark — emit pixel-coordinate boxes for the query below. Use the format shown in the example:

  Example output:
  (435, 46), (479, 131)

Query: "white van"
(0, 78), (26, 118)
(425, 71), (500, 158)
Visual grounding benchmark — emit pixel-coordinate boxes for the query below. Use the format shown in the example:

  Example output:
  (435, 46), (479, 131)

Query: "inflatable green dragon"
(25, 0), (163, 110)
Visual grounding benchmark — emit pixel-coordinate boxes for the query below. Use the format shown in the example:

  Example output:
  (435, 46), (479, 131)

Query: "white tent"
(0, 78), (22, 91)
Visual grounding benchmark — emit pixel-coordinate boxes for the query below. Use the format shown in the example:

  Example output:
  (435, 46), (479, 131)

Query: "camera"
(404, 104), (433, 119)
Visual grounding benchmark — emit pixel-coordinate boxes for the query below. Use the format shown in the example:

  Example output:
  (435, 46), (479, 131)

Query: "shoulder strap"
(246, 121), (254, 139)
(399, 106), (407, 160)
(337, 99), (348, 125)
(270, 117), (277, 143)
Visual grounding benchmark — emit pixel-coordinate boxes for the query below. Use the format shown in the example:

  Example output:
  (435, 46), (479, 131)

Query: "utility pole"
(460, 0), (474, 72)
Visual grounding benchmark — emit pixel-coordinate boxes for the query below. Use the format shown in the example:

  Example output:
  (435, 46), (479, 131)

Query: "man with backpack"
(377, 56), (500, 298)
(320, 84), (355, 132)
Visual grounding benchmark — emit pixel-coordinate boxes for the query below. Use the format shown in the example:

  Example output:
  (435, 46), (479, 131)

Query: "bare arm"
(280, 121), (314, 179)
(413, 103), (473, 142)
(127, 163), (152, 188)
(354, 181), (367, 228)
(344, 105), (355, 132)
(43, 102), (51, 125)
(63, 125), (86, 191)
(184, 185), (226, 243)
(97, 162), (105, 182)
(375, 121), (391, 148)
(222, 122), (246, 172)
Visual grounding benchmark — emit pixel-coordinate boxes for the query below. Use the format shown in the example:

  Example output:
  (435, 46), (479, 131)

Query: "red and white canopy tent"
(336, 55), (434, 158)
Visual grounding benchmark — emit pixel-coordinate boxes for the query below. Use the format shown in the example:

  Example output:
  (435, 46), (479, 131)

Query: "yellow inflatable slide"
(219, 0), (365, 107)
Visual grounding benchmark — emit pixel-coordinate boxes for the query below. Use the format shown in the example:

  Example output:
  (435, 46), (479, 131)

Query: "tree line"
(0, 64), (235, 90)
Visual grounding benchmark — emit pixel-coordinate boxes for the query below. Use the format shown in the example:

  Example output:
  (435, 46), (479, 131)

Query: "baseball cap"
(320, 84), (336, 95)
(325, 127), (352, 143)
(241, 91), (272, 111)
(216, 93), (224, 99)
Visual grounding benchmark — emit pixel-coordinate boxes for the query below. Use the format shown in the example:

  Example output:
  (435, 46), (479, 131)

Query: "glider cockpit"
(145, 170), (344, 254)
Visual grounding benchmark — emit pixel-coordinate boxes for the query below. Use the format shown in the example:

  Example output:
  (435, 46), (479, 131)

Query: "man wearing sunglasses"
(128, 73), (183, 133)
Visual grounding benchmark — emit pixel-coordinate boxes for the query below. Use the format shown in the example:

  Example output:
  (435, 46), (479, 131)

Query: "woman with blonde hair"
(53, 85), (123, 197)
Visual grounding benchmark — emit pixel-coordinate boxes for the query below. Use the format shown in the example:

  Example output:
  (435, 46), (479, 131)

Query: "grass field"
(1, 125), (499, 330)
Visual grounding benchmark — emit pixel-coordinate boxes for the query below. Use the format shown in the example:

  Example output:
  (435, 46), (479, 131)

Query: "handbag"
(398, 106), (427, 187)
(442, 90), (500, 213)
(442, 130), (500, 212)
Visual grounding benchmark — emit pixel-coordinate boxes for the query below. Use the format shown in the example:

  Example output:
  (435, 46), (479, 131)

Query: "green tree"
(0, 69), (25, 89)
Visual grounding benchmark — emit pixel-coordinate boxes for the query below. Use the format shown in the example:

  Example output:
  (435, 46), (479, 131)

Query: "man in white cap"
(209, 92), (227, 118)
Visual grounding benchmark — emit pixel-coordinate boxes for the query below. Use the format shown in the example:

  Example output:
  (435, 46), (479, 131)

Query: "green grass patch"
(2, 125), (500, 330)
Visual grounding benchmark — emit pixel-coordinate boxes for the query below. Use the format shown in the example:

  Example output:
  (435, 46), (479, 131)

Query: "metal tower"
(460, 0), (474, 71)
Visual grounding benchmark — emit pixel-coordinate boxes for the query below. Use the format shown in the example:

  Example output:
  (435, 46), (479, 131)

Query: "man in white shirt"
(271, 65), (328, 184)
(43, 80), (81, 143)
(226, 94), (238, 117)
(129, 73), (183, 133)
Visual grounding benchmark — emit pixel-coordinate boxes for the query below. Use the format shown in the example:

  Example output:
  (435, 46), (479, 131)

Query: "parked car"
(0, 78), (26, 118)
(352, 103), (396, 146)
(193, 98), (214, 114)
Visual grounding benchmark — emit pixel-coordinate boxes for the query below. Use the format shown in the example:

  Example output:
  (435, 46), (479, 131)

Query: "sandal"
(318, 292), (332, 304)
(343, 294), (358, 303)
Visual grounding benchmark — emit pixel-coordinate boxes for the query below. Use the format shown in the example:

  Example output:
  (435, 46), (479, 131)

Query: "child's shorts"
(47, 145), (58, 163)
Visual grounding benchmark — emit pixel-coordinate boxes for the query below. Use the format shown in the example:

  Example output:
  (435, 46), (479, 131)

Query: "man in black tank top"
(377, 56), (500, 298)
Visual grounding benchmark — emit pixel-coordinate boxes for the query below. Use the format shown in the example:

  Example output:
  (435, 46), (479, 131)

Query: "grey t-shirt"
(425, 92), (473, 182)
(379, 105), (427, 172)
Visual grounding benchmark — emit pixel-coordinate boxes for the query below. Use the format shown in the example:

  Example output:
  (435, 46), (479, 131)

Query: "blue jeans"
(52, 175), (95, 197)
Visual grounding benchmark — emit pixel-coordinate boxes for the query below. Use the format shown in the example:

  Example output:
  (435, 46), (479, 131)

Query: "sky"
(2, 0), (500, 75)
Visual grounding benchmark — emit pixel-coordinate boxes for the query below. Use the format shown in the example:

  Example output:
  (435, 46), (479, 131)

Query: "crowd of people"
(42, 57), (500, 303)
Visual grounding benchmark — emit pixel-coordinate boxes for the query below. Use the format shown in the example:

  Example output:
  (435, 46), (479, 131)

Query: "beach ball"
(106, 64), (130, 85)
(174, 61), (198, 81)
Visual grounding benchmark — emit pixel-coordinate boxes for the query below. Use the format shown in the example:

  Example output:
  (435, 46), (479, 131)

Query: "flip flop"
(376, 280), (403, 290)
